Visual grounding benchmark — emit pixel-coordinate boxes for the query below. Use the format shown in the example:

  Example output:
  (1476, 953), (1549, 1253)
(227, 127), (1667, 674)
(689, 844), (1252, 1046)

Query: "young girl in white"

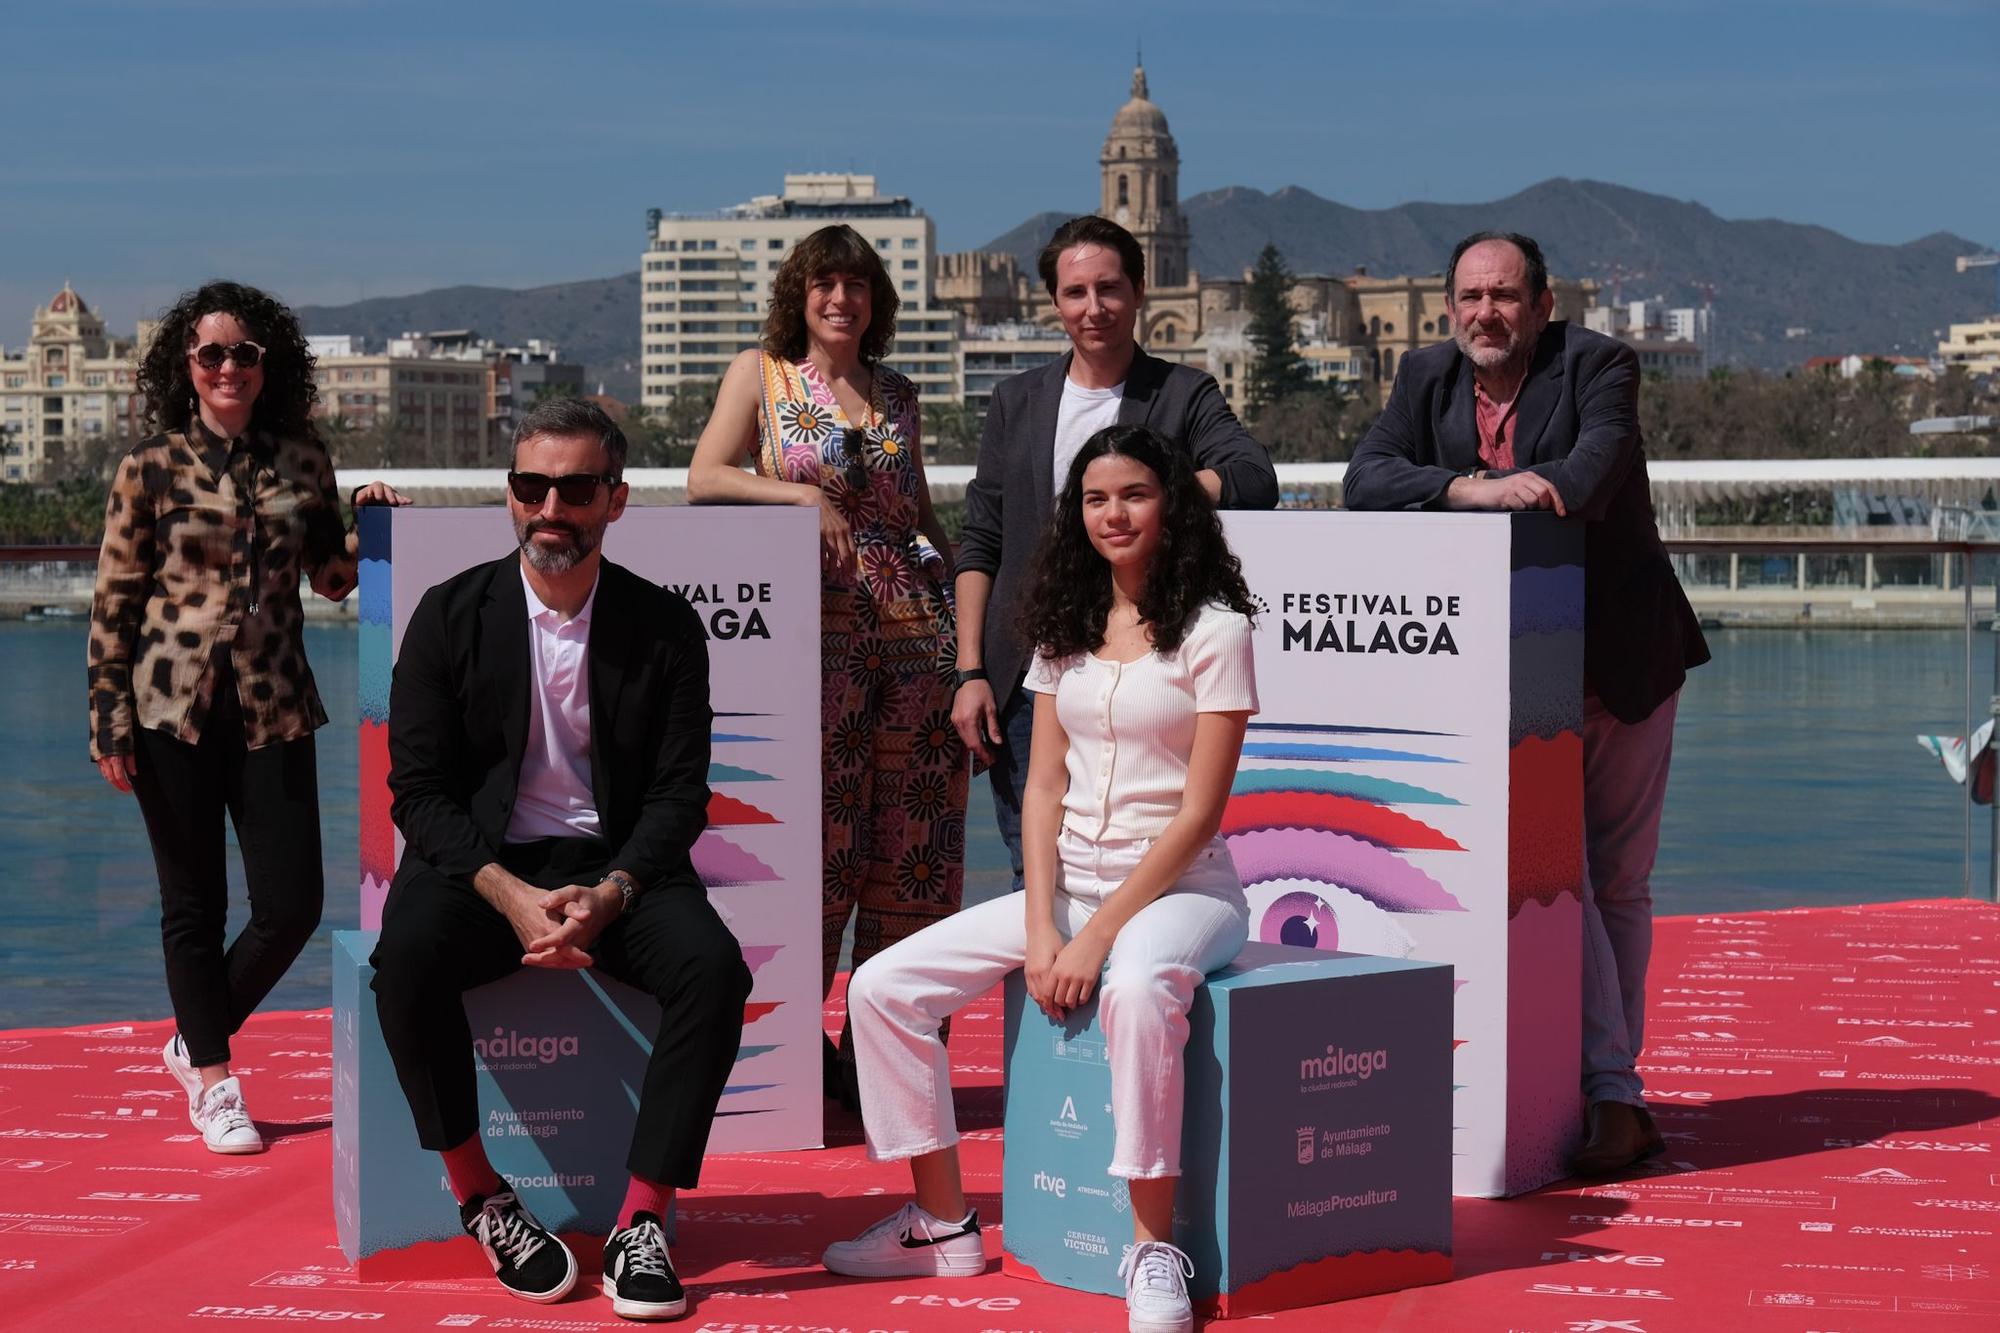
(823, 424), (1259, 1333)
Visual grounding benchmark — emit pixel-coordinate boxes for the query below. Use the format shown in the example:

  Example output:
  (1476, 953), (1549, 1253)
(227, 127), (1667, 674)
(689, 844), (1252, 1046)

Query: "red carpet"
(3, 900), (1996, 1331)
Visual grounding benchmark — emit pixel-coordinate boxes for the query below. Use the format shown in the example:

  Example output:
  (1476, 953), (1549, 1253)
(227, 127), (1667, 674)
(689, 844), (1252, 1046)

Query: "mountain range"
(297, 178), (1994, 395)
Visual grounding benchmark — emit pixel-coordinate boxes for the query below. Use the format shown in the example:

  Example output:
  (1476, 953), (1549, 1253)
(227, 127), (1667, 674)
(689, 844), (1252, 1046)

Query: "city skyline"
(4, 0), (1995, 335)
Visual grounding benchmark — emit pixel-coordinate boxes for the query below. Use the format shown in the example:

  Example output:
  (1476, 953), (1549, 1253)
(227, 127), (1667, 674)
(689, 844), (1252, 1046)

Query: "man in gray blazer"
(950, 214), (1278, 893)
(1344, 231), (1709, 1177)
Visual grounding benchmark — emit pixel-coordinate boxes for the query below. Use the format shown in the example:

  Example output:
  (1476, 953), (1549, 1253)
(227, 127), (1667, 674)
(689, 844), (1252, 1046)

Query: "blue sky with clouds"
(4, 0), (1993, 333)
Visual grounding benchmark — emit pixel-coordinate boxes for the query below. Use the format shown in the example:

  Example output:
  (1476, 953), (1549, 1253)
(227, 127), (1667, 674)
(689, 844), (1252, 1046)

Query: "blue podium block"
(1000, 941), (1453, 1318)
(333, 930), (687, 1277)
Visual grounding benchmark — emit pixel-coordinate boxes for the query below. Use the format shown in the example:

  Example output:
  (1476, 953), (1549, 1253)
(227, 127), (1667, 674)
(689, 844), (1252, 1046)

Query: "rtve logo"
(1032, 1170), (1067, 1198)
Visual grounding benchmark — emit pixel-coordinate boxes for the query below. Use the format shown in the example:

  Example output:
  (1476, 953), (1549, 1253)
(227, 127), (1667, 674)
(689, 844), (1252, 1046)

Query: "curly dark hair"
(1019, 424), (1257, 660)
(136, 280), (320, 440)
(761, 224), (898, 365)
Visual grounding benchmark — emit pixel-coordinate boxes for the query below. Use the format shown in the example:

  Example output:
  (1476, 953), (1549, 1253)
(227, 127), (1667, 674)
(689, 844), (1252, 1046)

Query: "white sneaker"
(192, 1076), (263, 1154)
(162, 1034), (203, 1128)
(1120, 1240), (1195, 1333)
(821, 1201), (985, 1278)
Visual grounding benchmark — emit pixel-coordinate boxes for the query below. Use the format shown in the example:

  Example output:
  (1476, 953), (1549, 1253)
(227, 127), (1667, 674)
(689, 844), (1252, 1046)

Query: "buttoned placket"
(1093, 657), (1120, 846)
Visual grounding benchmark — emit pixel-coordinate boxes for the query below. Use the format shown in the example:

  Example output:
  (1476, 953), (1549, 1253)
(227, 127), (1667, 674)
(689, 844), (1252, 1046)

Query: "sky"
(3, 0), (1994, 335)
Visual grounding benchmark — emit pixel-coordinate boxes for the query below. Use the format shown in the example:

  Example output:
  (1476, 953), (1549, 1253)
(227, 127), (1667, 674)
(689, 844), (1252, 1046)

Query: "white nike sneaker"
(1119, 1239), (1195, 1333)
(192, 1076), (263, 1155)
(163, 1034), (203, 1127)
(821, 1200), (986, 1278)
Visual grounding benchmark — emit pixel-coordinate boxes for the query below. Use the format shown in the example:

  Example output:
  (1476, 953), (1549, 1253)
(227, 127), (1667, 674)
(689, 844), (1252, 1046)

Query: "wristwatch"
(954, 667), (988, 688)
(603, 870), (639, 914)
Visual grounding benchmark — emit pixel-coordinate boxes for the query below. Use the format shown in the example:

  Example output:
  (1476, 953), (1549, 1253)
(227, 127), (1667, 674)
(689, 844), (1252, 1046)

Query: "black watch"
(954, 667), (989, 688)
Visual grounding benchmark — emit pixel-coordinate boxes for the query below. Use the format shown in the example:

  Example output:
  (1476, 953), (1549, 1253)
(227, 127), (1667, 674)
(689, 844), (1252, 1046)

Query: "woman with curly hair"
(823, 424), (1258, 1333)
(689, 224), (966, 1108)
(87, 280), (404, 1153)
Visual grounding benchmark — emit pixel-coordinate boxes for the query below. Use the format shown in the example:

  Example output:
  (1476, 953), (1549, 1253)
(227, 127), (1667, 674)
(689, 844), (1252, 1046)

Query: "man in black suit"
(1343, 231), (1709, 1176)
(951, 215), (1278, 889)
(372, 398), (751, 1320)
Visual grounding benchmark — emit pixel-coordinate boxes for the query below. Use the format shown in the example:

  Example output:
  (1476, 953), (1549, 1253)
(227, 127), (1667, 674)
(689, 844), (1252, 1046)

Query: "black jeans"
(369, 837), (753, 1187)
(130, 694), (325, 1069)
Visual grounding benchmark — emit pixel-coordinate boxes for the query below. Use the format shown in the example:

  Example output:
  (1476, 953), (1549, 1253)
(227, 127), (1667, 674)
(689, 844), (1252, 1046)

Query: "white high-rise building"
(641, 173), (956, 410)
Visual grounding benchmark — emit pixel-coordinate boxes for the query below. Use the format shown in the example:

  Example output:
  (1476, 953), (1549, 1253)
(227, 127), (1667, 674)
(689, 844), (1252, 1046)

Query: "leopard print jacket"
(87, 423), (353, 759)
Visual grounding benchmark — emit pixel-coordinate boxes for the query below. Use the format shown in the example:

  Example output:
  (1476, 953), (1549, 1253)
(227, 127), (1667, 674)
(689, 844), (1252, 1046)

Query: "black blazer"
(957, 346), (1280, 710)
(1343, 321), (1709, 723)
(387, 554), (712, 894)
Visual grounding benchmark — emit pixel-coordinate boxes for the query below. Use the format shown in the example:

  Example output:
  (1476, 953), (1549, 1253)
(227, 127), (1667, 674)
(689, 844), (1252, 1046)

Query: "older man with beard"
(1343, 231), (1709, 1177)
(371, 397), (751, 1320)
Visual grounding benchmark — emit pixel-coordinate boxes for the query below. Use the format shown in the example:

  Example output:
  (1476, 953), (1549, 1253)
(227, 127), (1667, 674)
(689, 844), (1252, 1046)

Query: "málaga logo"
(1300, 1044), (1387, 1090)
(471, 1028), (578, 1067)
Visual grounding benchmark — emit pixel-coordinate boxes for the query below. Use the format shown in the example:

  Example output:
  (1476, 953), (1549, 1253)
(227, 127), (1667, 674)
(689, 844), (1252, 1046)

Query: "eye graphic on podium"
(1225, 724), (1470, 959)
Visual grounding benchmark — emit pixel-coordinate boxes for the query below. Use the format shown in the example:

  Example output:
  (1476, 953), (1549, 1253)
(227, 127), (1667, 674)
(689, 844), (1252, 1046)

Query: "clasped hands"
(1024, 921), (1113, 1021)
(503, 877), (624, 969)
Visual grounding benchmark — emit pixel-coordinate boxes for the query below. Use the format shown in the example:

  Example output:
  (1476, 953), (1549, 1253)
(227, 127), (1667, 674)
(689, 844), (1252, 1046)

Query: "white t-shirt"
(1025, 603), (1259, 843)
(1051, 377), (1125, 496)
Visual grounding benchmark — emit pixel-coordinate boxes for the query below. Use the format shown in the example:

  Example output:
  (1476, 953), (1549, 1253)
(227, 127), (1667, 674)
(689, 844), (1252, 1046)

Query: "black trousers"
(369, 837), (752, 1187)
(130, 693), (324, 1070)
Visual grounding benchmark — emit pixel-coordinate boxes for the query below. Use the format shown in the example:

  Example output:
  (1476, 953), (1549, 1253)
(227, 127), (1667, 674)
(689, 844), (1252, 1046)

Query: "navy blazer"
(957, 346), (1280, 710)
(1343, 321), (1708, 723)
(386, 554), (713, 894)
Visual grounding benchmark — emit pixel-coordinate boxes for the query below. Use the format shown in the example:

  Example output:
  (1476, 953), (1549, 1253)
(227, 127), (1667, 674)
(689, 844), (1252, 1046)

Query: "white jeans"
(847, 828), (1249, 1179)
(1581, 690), (1680, 1108)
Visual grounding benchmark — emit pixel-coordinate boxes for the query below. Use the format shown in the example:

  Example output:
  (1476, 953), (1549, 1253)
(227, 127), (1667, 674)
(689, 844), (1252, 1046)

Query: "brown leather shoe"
(1571, 1101), (1665, 1176)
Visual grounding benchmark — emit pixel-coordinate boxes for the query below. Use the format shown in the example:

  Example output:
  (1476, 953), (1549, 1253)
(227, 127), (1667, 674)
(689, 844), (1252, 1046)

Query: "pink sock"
(441, 1134), (504, 1204)
(620, 1173), (675, 1229)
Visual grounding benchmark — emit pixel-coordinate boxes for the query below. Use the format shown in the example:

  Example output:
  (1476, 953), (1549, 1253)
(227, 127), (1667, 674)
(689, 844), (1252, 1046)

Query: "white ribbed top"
(1025, 603), (1259, 843)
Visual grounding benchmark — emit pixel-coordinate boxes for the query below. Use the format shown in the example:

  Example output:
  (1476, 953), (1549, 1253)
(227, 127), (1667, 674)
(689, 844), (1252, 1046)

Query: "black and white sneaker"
(821, 1200), (986, 1277)
(602, 1211), (687, 1320)
(460, 1187), (577, 1303)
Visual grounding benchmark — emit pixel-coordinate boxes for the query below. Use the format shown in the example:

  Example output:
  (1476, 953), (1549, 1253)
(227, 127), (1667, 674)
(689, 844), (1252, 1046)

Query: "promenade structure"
(0, 283), (145, 482)
(640, 173), (957, 410)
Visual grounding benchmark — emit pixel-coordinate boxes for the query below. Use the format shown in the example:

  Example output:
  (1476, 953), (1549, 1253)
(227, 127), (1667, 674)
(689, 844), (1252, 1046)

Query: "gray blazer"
(958, 346), (1279, 710)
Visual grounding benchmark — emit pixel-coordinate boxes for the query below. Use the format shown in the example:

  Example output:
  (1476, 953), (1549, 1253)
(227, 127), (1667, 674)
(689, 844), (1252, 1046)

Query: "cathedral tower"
(1099, 63), (1190, 290)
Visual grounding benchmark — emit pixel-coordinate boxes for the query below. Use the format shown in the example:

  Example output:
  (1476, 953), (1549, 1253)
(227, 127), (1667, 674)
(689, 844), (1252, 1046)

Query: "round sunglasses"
(188, 340), (267, 371)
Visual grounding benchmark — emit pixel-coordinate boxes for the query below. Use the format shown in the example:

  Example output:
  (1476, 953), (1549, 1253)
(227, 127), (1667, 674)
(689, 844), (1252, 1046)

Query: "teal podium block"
(1000, 941), (1453, 1318)
(333, 930), (682, 1278)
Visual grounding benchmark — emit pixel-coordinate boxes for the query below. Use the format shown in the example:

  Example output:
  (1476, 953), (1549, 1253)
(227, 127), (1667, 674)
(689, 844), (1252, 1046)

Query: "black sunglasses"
(189, 340), (266, 370)
(841, 428), (870, 489)
(507, 470), (620, 506)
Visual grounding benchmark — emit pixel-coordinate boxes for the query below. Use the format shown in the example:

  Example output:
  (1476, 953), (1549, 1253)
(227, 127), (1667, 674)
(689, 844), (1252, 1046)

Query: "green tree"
(625, 380), (718, 468)
(921, 400), (982, 465)
(1243, 244), (1310, 421)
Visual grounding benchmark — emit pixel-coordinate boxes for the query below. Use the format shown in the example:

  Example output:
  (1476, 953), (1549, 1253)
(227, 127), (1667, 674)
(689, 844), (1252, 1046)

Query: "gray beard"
(515, 519), (597, 574)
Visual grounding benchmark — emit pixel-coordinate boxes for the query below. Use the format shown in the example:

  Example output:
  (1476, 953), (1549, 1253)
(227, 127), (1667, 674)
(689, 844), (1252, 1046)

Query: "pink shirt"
(1474, 378), (1520, 472)
(504, 566), (602, 844)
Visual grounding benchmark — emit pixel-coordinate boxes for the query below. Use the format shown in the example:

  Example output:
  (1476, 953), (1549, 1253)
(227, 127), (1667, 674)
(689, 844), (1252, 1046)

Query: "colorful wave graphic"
(708, 793), (779, 826)
(692, 832), (780, 886)
(1223, 791), (1463, 852)
(1233, 769), (1460, 806)
(709, 762), (777, 783)
(1242, 742), (1456, 764)
(1229, 724), (1467, 961)
(1230, 827), (1466, 914)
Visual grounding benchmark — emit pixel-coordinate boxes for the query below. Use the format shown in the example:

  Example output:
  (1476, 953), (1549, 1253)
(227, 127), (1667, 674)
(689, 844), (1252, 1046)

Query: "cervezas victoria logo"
(1299, 1042), (1388, 1093)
